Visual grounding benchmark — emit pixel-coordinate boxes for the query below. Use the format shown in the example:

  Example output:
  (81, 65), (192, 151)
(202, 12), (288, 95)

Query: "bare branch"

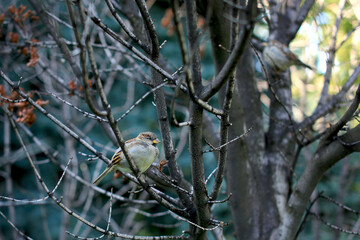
(89, 16), (176, 84)
(48, 91), (108, 122)
(310, 212), (360, 236)
(104, 0), (151, 54)
(318, 82), (360, 149)
(202, 0), (257, 101)
(317, 0), (347, 108)
(203, 127), (253, 153)
(4, 95), (185, 239)
(210, 1), (239, 201)
(0, 70), (107, 162)
(116, 80), (169, 122)
(0, 210), (34, 240)
(298, 64), (360, 130)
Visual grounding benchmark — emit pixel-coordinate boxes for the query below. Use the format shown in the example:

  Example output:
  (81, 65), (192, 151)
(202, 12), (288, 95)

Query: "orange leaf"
(113, 171), (123, 179)
(0, 13), (5, 25)
(26, 58), (38, 67)
(159, 159), (169, 172)
(16, 107), (36, 126)
(20, 47), (29, 56)
(22, 10), (31, 20)
(35, 99), (49, 106)
(69, 80), (76, 91)
(30, 46), (38, 56)
(161, 8), (173, 28)
(9, 90), (19, 100)
(9, 32), (19, 43)
(13, 101), (27, 108)
(16, 5), (28, 16)
(26, 46), (39, 67)
(13, 15), (22, 25)
(8, 5), (15, 15)
(197, 17), (205, 28)
(30, 16), (39, 22)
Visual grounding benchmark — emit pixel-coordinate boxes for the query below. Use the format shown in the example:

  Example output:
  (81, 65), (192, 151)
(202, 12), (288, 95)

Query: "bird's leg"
(158, 159), (169, 172)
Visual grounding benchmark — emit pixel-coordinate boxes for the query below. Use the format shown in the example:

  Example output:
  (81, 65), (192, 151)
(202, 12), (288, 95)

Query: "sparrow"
(263, 40), (312, 72)
(93, 132), (160, 185)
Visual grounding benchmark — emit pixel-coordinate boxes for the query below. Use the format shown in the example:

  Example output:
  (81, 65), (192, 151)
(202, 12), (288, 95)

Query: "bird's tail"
(298, 60), (313, 70)
(93, 166), (112, 185)
(302, 63), (313, 70)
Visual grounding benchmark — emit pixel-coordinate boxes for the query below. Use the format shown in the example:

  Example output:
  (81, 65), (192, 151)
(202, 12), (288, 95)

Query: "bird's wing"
(110, 140), (149, 165)
(111, 150), (123, 165)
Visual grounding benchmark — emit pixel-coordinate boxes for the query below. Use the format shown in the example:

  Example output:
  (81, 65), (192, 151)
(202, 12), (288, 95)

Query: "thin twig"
(65, 0), (107, 117)
(337, 22), (360, 50)
(318, 82), (360, 148)
(319, 195), (360, 215)
(310, 212), (360, 236)
(0, 95), (27, 103)
(205, 167), (218, 185)
(104, 0), (150, 54)
(48, 91), (108, 122)
(170, 212), (224, 232)
(116, 80), (169, 122)
(0, 70), (107, 163)
(317, 0), (347, 107)
(203, 127), (253, 153)
(208, 193), (232, 204)
(298, 64), (360, 130)
(106, 188), (114, 232)
(18, 121), (159, 205)
(6, 95), (184, 239)
(0, 210), (34, 240)
(210, 1), (239, 202)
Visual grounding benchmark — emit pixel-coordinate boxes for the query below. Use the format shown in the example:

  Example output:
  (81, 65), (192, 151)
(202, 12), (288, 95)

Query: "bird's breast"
(118, 142), (159, 173)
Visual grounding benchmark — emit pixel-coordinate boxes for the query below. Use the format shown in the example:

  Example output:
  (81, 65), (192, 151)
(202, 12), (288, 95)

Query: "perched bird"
(263, 40), (312, 72)
(93, 132), (160, 185)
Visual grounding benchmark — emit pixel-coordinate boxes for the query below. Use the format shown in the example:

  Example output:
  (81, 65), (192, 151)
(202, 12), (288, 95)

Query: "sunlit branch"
(317, 0), (347, 108)
(318, 82), (360, 148)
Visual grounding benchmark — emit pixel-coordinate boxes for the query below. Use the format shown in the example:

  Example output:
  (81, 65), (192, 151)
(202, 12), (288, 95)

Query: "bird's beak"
(153, 138), (161, 144)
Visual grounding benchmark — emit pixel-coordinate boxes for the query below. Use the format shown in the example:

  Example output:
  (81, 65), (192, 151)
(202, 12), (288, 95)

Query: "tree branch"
(202, 0), (257, 101)
(318, 82), (360, 149)
(210, 0), (239, 202)
(276, 125), (360, 240)
(104, 0), (151, 54)
(135, 0), (195, 216)
(184, 0), (210, 237)
(316, 0), (347, 108)
(65, 0), (107, 116)
(298, 64), (360, 131)
(0, 70), (107, 162)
